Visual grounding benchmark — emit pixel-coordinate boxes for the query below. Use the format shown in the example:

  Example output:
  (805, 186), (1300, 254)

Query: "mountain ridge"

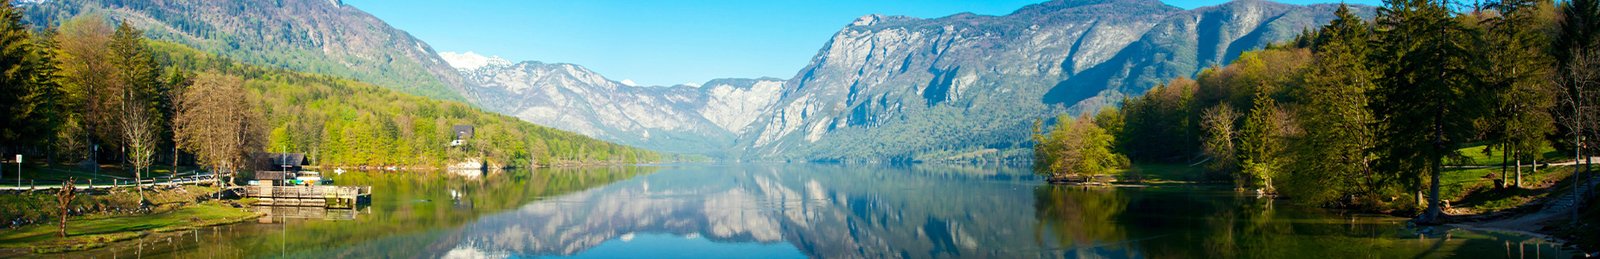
(19, 0), (470, 101)
(463, 0), (1374, 161)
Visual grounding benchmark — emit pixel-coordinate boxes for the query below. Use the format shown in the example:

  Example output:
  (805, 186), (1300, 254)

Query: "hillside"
(19, 0), (469, 101)
(461, 0), (1372, 162)
(150, 41), (657, 167)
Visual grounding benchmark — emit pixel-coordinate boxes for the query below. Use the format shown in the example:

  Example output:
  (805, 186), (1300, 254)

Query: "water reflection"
(48, 164), (1578, 258)
(448, 164), (1045, 258)
(450, 164), (1577, 258)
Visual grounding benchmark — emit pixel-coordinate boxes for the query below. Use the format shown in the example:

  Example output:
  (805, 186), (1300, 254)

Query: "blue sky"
(344, 0), (1381, 86)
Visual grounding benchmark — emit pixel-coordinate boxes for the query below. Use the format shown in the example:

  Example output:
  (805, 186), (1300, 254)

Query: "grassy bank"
(1, 185), (225, 227)
(1440, 165), (1574, 214)
(0, 201), (258, 254)
(0, 184), (261, 254)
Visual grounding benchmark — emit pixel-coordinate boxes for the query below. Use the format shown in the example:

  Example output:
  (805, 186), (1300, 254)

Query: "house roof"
(267, 153), (308, 167)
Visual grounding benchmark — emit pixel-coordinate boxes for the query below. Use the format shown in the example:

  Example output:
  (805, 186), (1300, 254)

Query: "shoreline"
(0, 201), (261, 255)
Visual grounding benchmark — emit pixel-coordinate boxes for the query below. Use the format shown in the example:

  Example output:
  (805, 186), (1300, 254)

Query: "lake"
(55, 164), (1575, 258)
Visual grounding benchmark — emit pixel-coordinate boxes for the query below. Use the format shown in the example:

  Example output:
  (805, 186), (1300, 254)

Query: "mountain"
(19, 0), (469, 101)
(460, 0), (1370, 161)
(453, 52), (784, 156)
(738, 0), (1372, 162)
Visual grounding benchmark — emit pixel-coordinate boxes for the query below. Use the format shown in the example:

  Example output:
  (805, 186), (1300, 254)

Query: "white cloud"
(682, 82), (702, 87)
(620, 79), (638, 86)
(439, 51), (511, 70)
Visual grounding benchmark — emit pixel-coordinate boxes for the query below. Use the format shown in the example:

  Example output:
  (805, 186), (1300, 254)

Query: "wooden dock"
(252, 206), (363, 221)
(243, 185), (370, 208)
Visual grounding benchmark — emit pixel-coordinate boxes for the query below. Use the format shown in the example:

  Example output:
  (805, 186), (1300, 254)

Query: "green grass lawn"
(1453, 143), (1566, 167)
(1440, 164), (1575, 213)
(0, 201), (257, 253)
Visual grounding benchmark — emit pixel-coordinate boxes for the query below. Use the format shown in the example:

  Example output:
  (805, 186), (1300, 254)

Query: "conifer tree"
(1481, 0), (1556, 188)
(1290, 4), (1383, 204)
(0, 0), (63, 153)
(1372, 0), (1490, 223)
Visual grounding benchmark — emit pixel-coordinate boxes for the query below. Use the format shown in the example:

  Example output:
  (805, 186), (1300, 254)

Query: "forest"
(1033, 0), (1600, 223)
(0, 7), (658, 186)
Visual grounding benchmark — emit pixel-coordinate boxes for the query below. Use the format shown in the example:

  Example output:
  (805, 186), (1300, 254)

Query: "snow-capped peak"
(439, 51), (511, 70)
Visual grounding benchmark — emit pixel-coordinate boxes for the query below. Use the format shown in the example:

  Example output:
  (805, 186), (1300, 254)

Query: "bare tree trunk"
(56, 178), (75, 238)
(1515, 154), (1523, 188)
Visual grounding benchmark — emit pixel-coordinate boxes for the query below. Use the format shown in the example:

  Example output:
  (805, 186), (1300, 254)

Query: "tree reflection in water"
(53, 164), (1581, 258)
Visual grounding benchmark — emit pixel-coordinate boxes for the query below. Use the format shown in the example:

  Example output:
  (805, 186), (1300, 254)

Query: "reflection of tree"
(1031, 186), (1133, 254)
(159, 167), (649, 258)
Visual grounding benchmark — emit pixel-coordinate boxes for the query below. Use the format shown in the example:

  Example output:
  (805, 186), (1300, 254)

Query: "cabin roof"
(267, 153), (308, 167)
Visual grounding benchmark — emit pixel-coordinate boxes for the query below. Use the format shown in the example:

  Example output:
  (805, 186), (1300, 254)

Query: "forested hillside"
(0, 9), (656, 180)
(18, 0), (469, 101)
(1033, 0), (1600, 223)
(150, 42), (658, 167)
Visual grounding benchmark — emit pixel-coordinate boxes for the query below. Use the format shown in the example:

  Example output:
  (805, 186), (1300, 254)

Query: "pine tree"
(110, 21), (165, 201)
(1372, 0), (1490, 223)
(1240, 92), (1286, 193)
(1481, 0), (1556, 188)
(0, 0), (63, 153)
(1289, 4), (1383, 205)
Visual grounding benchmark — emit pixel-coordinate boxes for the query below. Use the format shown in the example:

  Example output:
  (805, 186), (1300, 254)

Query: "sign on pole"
(14, 154), (19, 163)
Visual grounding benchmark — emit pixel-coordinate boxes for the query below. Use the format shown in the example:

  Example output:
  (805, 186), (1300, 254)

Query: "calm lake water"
(55, 164), (1576, 258)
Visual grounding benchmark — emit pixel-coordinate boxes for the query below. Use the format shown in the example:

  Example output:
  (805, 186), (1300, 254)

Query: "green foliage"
(146, 42), (656, 167)
(1283, 5), (1387, 206)
(1032, 113), (1128, 179)
(0, 10), (655, 170)
(1119, 79), (1200, 162)
(1238, 92), (1289, 192)
(19, 0), (466, 101)
(0, 0), (64, 152)
(1371, 0), (1493, 221)
(1092, 1), (1580, 216)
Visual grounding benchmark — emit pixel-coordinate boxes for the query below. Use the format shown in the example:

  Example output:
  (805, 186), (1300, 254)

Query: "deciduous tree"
(176, 73), (264, 186)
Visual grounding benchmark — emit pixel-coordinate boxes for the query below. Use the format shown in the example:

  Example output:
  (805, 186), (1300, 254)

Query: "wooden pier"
(252, 206), (364, 221)
(243, 185), (370, 208)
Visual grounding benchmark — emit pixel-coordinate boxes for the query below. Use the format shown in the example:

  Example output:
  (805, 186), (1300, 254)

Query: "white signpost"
(13, 154), (19, 187)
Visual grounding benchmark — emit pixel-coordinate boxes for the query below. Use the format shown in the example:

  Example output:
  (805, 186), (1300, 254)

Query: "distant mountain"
(463, 0), (1370, 161)
(19, 0), (469, 101)
(739, 0), (1372, 162)
(454, 52), (784, 156)
(68, 0), (1367, 161)
(14, 0), (1370, 162)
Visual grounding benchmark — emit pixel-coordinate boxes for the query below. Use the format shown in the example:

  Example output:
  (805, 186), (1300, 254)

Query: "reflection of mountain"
(444, 165), (1541, 259)
(448, 164), (1051, 258)
(149, 167), (652, 258)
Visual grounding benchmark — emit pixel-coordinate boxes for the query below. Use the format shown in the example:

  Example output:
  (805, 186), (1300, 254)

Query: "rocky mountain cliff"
(23, 0), (1371, 161)
(19, 0), (469, 101)
(456, 54), (785, 156)
(738, 0), (1370, 162)
(462, 0), (1369, 161)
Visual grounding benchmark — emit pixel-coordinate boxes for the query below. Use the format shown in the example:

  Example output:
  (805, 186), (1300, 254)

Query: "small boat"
(334, 168), (346, 175)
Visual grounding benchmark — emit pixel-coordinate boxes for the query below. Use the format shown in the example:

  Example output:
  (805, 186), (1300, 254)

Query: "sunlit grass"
(0, 202), (257, 253)
(1452, 143), (1565, 166)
